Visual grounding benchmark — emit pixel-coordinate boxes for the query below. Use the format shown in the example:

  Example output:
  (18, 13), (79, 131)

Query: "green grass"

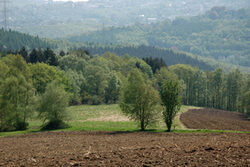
(0, 104), (249, 137)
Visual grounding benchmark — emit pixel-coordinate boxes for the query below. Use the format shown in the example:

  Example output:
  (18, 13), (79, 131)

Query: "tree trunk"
(141, 119), (145, 131)
(167, 123), (171, 132)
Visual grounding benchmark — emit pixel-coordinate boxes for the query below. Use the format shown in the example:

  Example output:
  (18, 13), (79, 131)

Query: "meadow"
(1, 105), (249, 137)
(0, 105), (192, 137)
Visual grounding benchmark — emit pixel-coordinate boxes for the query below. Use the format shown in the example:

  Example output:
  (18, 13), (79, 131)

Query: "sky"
(53, 0), (89, 2)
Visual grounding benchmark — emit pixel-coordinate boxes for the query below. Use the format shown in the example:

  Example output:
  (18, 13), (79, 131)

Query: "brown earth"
(0, 131), (249, 166)
(180, 108), (250, 131)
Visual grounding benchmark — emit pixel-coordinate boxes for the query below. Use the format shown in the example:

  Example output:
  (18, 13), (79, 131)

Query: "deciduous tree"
(38, 81), (69, 130)
(160, 79), (182, 132)
(119, 69), (159, 131)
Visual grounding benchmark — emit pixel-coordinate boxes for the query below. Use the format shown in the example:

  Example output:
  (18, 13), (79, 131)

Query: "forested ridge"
(0, 29), (216, 71)
(69, 7), (250, 67)
(81, 45), (214, 71)
(0, 29), (55, 51)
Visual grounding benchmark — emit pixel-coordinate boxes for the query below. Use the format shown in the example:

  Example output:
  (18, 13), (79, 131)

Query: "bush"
(41, 120), (69, 130)
(38, 81), (69, 130)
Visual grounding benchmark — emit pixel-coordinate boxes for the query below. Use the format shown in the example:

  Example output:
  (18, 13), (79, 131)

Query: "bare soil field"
(0, 131), (249, 166)
(180, 109), (250, 131)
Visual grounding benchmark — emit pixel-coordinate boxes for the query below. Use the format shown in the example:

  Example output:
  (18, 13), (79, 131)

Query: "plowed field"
(180, 109), (250, 131)
(0, 131), (249, 166)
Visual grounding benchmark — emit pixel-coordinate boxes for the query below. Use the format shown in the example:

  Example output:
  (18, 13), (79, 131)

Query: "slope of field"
(0, 132), (249, 166)
(180, 109), (250, 131)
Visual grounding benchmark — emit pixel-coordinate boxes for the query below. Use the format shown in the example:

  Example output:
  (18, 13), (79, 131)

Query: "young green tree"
(38, 81), (69, 130)
(160, 79), (182, 132)
(105, 72), (121, 104)
(0, 55), (35, 131)
(226, 69), (243, 111)
(169, 64), (196, 105)
(211, 68), (224, 109)
(241, 90), (250, 115)
(1, 76), (34, 130)
(29, 63), (73, 94)
(119, 69), (159, 131)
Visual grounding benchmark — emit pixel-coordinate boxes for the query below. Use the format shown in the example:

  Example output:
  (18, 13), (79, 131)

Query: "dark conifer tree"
(18, 47), (29, 62)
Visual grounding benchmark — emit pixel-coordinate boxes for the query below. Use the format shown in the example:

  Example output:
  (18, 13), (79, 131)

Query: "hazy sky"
(53, 0), (89, 2)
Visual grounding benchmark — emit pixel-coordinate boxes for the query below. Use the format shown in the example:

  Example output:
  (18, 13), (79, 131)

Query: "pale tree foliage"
(38, 81), (69, 130)
(105, 72), (121, 104)
(119, 69), (159, 131)
(0, 55), (35, 131)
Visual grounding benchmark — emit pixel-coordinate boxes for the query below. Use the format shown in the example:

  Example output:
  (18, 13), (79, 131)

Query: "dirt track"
(0, 131), (249, 166)
(180, 109), (250, 131)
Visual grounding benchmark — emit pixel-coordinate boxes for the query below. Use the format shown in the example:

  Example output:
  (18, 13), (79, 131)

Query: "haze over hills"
(69, 7), (250, 68)
(2, 0), (250, 38)
(0, 1), (249, 72)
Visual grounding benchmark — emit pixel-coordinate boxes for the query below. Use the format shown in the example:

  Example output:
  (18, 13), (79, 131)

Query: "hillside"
(83, 45), (214, 71)
(0, 28), (247, 72)
(5, 0), (250, 38)
(69, 7), (250, 68)
(0, 29), (53, 50)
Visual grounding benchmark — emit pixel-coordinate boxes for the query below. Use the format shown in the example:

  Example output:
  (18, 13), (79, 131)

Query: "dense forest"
(0, 29), (53, 51)
(69, 7), (250, 67)
(81, 45), (214, 71)
(0, 49), (249, 131)
(0, 29), (215, 71)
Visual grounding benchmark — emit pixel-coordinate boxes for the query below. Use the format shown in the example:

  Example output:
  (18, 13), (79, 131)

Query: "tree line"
(80, 45), (214, 71)
(0, 49), (249, 132)
(169, 64), (249, 113)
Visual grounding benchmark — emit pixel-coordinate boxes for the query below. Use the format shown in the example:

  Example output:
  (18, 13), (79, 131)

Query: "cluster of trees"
(0, 48), (249, 132)
(4, 47), (59, 66)
(120, 69), (182, 131)
(0, 54), (71, 131)
(0, 50), (183, 132)
(120, 64), (250, 131)
(58, 50), (154, 105)
(70, 8), (250, 67)
(169, 64), (250, 114)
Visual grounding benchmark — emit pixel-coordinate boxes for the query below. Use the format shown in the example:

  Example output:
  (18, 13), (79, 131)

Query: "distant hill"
(0, 27), (215, 71)
(82, 45), (214, 71)
(0, 29), (54, 51)
(0, 28), (248, 73)
(69, 8), (250, 67)
(7, 0), (250, 38)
